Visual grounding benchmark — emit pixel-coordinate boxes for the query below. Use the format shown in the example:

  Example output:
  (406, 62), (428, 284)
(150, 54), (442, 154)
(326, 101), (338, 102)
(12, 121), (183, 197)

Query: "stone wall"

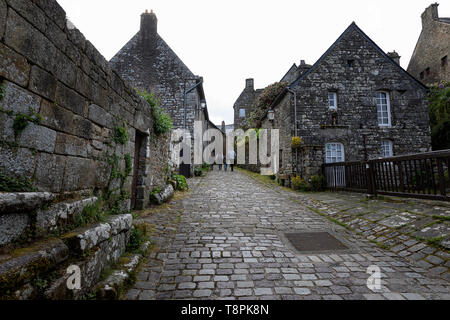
(0, 0), (171, 209)
(407, 3), (450, 85)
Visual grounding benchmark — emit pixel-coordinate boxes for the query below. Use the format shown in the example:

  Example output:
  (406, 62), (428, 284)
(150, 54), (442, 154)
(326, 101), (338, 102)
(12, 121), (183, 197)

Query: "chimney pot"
(245, 78), (254, 90)
(140, 10), (158, 45)
(387, 51), (401, 65)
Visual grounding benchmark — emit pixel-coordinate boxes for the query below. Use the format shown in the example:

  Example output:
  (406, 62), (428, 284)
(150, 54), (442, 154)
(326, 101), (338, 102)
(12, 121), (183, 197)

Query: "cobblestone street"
(126, 170), (450, 300)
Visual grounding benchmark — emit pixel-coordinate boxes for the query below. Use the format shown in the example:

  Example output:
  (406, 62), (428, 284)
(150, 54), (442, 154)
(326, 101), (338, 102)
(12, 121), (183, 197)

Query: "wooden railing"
(323, 150), (450, 201)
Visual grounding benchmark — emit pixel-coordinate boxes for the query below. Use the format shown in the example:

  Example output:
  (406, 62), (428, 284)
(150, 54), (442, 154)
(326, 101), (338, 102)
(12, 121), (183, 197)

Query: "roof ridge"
(289, 22), (427, 90)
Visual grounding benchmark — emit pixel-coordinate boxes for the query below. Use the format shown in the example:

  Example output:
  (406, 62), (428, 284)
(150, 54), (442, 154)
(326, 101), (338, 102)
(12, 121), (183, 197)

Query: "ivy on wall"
(136, 90), (173, 135)
(242, 82), (288, 130)
(428, 81), (450, 150)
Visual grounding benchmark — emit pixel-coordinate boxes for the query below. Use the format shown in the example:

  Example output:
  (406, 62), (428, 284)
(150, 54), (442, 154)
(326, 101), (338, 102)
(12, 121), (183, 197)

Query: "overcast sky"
(56, 0), (449, 126)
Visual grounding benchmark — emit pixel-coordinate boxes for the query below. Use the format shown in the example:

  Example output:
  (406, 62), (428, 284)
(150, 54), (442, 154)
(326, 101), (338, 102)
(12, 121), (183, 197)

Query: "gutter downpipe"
(286, 88), (299, 175)
(183, 79), (204, 129)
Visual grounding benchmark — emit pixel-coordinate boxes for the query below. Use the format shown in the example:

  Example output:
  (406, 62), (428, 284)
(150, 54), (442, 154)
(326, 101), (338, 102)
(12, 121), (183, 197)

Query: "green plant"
(74, 201), (104, 227)
(291, 136), (302, 149)
(309, 175), (325, 192)
(12, 109), (42, 136)
(126, 225), (149, 254)
(172, 174), (188, 191)
(113, 124), (129, 145)
(124, 154), (133, 177)
(137, 90), (173, 135)
(242, 82), (288, 130)
(194, 166), (203, 177)
(291, 175), (304, 190)
(0, 172), (37, 192)
(150, 187), (161, 196)
(427, 81), (450, 150)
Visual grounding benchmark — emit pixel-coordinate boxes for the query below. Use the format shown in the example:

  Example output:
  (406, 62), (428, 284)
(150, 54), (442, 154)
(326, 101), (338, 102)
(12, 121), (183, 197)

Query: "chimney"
(387, 51), (401, 65)
(140, 9), (158, 45)
(221, 121), (226, 133)
(300, 60), (306, 66)
(245, 78), (254, 90)
(421, 3), (439, 27)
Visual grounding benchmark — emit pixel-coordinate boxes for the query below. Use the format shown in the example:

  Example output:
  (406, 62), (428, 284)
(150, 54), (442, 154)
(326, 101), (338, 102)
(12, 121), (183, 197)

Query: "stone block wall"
(407, 4), (450, 85)
(0, 0), (171, 209)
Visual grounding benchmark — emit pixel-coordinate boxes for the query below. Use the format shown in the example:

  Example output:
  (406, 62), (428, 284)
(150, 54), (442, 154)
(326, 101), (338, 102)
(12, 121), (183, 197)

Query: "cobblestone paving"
(295, 191), (450, 281)
(125, 170), (450, 300)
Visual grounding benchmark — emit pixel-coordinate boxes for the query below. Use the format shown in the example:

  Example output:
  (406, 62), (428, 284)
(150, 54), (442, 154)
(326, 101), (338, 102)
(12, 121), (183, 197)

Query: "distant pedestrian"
(224, 156), (228, 172)
(216, 153), (224, 171)
(209, 154), (215, 171)
(227, 150), (236, 172)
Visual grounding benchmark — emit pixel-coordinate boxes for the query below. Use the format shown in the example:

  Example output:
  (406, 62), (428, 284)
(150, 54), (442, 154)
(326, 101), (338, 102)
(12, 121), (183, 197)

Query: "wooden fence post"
(366, 161), (377, 196)
(437, 158), (447, 196)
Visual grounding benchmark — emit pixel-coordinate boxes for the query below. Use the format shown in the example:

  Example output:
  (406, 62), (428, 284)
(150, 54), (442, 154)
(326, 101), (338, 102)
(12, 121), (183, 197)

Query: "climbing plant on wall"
(242, 82), (288, 130)
(137, 90), (173, 135)
(428, 81), (450, 150)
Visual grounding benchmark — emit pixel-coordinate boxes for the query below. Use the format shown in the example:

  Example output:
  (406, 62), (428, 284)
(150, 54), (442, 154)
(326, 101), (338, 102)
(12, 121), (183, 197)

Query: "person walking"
(209, 153), (215, 171)
(227, 149), (236, 172)
(216, 153), (224, 171)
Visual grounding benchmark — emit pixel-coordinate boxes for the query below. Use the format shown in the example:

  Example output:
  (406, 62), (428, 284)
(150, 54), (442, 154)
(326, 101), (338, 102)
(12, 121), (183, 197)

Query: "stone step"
(0, 239), (69, 295)
(0, 192), (55, 214)
(0, 195), (98, 247)
(62, 214), (132, 254)
(36, 197), (98, 235)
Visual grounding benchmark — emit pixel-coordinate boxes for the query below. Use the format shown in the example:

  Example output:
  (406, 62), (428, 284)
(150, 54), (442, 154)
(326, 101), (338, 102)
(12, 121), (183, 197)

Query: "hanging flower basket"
(291, 136), (302, 149)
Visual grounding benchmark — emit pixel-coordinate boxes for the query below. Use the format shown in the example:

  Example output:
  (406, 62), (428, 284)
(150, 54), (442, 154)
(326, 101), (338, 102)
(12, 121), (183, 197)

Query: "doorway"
(131, 131), (146, 210)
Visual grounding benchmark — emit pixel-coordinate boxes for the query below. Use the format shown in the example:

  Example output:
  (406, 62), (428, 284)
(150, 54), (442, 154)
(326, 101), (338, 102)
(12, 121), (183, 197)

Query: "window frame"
(328, 92), (338, 110)
(376, 91), (392, 127)
(381, 140), (393, 158)
(325, 142), (345, 164)
(239, 108), (246, 118)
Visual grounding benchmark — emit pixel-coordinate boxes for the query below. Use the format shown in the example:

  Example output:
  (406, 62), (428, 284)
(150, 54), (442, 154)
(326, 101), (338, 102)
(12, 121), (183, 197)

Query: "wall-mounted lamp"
(268, 110), (275, 121)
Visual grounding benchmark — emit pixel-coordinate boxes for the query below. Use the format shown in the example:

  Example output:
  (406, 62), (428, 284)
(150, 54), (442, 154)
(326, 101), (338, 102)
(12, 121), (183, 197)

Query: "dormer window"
(328, 92), (338, 110)
(425, 67), (430, 76)
(420, 71), (424, 79)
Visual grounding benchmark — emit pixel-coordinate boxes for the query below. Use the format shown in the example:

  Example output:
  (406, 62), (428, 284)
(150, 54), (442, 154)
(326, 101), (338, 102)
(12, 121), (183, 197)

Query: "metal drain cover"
(285, 232), (348, 252)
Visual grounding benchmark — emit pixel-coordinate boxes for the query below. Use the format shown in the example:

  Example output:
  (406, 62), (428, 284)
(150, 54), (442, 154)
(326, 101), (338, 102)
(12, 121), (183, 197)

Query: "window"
(376, 92), (391, 127)
(420, 71), (424, 79)
(425, 67), (430, 76)
(381, 140), (393, 158)
(239, 108), (246, 118)
(325, 143), (345, 163)
(442, 56), (448, 69)
(328, 92), (337, 110)
(346, 60), (354, 68)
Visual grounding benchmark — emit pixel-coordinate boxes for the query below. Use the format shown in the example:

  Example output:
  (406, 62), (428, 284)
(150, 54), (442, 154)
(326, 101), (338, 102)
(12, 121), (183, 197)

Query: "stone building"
(260, 22), (431, 179)
(233, 79), (263, 129)
(408, 3), (450, 85)
(110, 11), (217, 176)
(233, 62), (312, 129)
